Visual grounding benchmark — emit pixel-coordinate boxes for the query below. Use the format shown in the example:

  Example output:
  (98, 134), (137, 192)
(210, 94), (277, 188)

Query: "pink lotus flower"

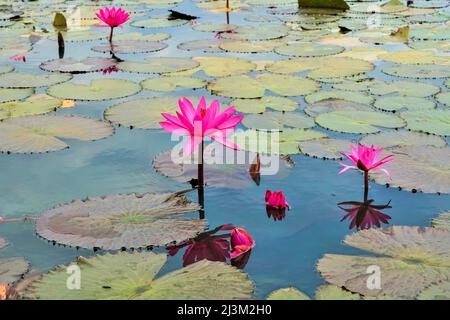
(339, 144), (394, 177)
(12, 55), (26, 62)
(160, 96), (243, 157)
(95, 7), (130, 42)
(230, 227), (255, 259)
(265, 190), (290, 209)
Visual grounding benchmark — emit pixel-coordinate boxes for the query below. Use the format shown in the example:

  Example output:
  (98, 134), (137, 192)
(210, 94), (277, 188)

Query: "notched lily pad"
(232, 96), (298, 113)
(0, 115), (114, 153)
(193, 56), (256, 77)
(304, 99), (373, 117)
(0, 94), (62, 120)
(374, 96), (435, 112)
(0, 88), (34, 103)
(40, 58), (117, 74)
(36, 191), (205, 250)
(256, 74), (320, 96)
(0, 257), (29, 284)
(0, 73), (72, 89)
(306, 90), (373, 105)
(400, 110), (450, 136)
(47, 79), (141, 101)
(360, 131), (446, 149)
(22, 252), (254, 300)
(207, 75), (265, 99)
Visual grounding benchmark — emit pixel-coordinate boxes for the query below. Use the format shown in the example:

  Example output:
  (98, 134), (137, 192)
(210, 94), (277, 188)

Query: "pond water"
(0, 0), (449, 299)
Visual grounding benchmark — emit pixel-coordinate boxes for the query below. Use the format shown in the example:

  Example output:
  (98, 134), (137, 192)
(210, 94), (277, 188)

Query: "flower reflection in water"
(338, 199), (392, 230)
(168, 224), (254, 269)
(266, 207), (286, 221)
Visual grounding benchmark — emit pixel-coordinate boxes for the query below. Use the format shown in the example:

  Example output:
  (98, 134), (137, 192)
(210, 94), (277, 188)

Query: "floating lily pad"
(36, 191), (204, 250)
(234, 128), (326, 155)
(40, 58), (117, 74)
(315, 110), (405, 134)
(48, 30), (105, 42)
(0, 88), (34, 103)
(114, 32), (171, 42)
(305, 90), (374, 105)
(23, 252), (253, 299)
(118, 57), (199, 74)
(374, 96), (435, 112)
(92, 41), (167, 54)
(192, 23), (237, 33)
(193, 56), (256, 77)
(275, 43), (344, 57)
(370, 146), (450, 193)
(232, 96), (298, 113)
(131, 16), (188, 28)
(332, 79), (381, 92)
(266, 57), (373, 80)
(219, 40), (281, 53)
(417, 281), (450, 300)
(242, 111), (315, 130)
(0, 73), (72, 89)
(177, 39), (223, 52)
(207, 75), (265, 98)
(0, 94), (62, 120)
(410, 25), (450, 41)
(315, 285), (361, 300)
(383, 64), (450, 79)
(380, 50), (450, 65)
(0, 65), (13, 74)
(220, 24), (289, 41)
(304, 99), (373, 117)
(256, 74), (320, 96)
(105, 96), (184, 129)
(298, 138), (351, 160)
(360, 131), (447, 149)
(338, 47), (389, 62)
(436, 92), (450, 106)
(139, 0), (184, 5)
(317, 226), (450, 298)
(47, 79), (141, 101)
(368, 80), (440, 97)
(408, 40), (450, 52)
(0, 115), (114, 153)
(400, 110), (450, 136)
(267, 287), (310, 300)
(0, 257), (29, 284)
(431, 210), (450, 231)
(141, 76), (206, 92)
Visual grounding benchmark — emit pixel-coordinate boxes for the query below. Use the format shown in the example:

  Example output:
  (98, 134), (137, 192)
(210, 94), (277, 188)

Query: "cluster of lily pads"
(1, 0), (450, 300)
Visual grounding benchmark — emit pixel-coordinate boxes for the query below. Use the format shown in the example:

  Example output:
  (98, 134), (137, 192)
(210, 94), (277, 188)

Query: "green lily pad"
(417, 281), (450, 300)
(139, 0), (184, 6)
(0, 64), (13, 74)
(383, 64), (450, 79)
(368, 80), (440, 97)
(315, 285), (361, 300)
(177, 39), (223, 52)
(104, 96), (184, 129)
(0, 115), (114, 154)
(317, 226), (450, 298)
(219, 40), (282, 53)
(47, 79), (141, 101)
(266, 57), (373, 80)
(304, 99), (373, 117)
(114, 32), (171, 42)
(380, 50), (450, 65)
(207, 75), (265, 98)
(431, 210), (450, 231)
(315, 110), (405, 134)
(0, 257), (29, 285)
(267, 287), (310, 300)
(360, 131), (447, 149)
(408, 40), (450, 52)
(298, 138), (351, 160)
(0, 88), (34, 103)
(118, 57), (199, 74)
(436, 92), (450, 106)
(0, 73), (72, 89)
(40, 58), (117, 74)
(242, 111), (315, 130)
(131, 16), (188, 28)
(232, 96), (298, 113)
(256, 74), (320, 96)
(193, 56), (256, 77)
(370, 146), (450, 193)
(332, 79), (380, 92)
(220, 24), (289, 41)
(22, 252), (253, 300)
(92, 41), (167, 54)
(48, 30), (105, 42)
(305, 90), (374, 105)
(192, 23), (237, 33)
(141, 76), (206, 92)
(374, 96), (435, 112)
(400, 110), (450, 136)
(275, 43), (344, 57)
(410, 25), (450, 40)
(36, 191), (205, 250)
(0, 94), (62, 120)
(234, 128), (326, 155)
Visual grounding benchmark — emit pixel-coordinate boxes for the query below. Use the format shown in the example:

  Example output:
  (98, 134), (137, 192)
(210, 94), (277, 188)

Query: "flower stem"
(109, 27), (114, 43)
(198, 140), (205, 219)
(364, 170), (369, 202)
